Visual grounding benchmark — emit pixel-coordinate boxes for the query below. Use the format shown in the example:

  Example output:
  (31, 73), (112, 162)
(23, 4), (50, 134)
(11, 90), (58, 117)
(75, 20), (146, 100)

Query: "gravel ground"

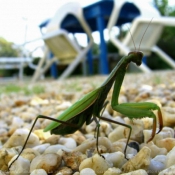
(0, 70), (175, 175)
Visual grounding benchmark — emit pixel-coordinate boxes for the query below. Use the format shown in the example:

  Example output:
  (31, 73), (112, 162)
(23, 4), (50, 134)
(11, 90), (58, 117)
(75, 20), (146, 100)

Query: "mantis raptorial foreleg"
(113, 102), (163, 142)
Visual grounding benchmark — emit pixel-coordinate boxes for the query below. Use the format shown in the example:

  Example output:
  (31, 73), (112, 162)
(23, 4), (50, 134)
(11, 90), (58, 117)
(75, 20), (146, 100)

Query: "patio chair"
(0, 47), (39, 80)
(0, 57), (32, 80)
(32, 2), (93, 82)
(107, 0), (175, 72)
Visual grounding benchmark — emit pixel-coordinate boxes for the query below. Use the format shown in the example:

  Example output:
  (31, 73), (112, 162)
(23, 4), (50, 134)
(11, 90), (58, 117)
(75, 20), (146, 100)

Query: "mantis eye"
(137, 51), (143, 58)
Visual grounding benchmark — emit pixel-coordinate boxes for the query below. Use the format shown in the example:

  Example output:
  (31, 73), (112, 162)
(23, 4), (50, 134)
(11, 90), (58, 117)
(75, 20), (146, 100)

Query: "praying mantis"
(9, 20), (163, 169)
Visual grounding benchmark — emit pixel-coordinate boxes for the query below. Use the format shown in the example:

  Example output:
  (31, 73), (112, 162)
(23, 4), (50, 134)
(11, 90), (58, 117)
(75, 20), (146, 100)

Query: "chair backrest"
(43, 2), (93, 63)
(46, 2), (93, 41)
(123, 18), (163, 55)
(43, 29), (81, 64)
(108, 0), (162, 55)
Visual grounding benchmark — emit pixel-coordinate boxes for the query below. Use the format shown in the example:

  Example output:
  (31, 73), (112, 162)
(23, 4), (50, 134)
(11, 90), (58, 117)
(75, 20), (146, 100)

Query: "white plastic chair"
(107, 0), (175, 72)
(32, 2), (93, 82)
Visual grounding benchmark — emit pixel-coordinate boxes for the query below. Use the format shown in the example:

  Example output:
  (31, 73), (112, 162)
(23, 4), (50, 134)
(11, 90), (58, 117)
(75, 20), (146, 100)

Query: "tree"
(146, 0), (175, 70)
(0, 37), (20, 57)
(0, 37), (21, 76)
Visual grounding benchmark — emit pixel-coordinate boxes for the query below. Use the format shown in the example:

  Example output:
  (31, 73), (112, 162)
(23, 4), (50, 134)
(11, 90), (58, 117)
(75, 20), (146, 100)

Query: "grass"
(0, 84), (45, 95)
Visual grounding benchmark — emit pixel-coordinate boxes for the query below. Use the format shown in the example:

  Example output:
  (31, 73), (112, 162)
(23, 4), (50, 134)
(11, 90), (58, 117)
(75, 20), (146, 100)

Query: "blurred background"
(0, 0), (175, 78)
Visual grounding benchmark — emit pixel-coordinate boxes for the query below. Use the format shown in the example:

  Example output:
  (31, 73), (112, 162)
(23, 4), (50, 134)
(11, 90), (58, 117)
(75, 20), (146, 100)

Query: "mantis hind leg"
(9, 115), (79, 169)
(95, 102), (132, 159)
(94, 101), (109, 138)
(95, 114), (132, 159)
(93, 101), (109, 155)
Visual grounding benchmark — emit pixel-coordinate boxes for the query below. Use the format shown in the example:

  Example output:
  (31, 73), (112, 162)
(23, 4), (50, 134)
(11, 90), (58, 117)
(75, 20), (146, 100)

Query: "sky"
(0, 0), (174, 56)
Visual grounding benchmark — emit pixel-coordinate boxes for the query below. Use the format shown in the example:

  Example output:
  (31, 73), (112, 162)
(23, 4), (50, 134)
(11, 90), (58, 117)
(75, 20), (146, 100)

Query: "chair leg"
(31, 56), (46, 83)
(19, 62), (24, 81)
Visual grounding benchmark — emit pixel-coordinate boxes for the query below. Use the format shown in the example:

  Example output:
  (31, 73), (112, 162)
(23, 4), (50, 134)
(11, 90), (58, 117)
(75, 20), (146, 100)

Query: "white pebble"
(30, 153), (61, 173)
(4, 128), (40, 148)
(11, 116), (24, 128)
(148, 155), (166, 174)
(108, 126), (125, 143)
(59, 137), (77, 149)
(80, 168), (96, 175)
(104, 152), (125, 168)
(9, 156), (30, 175)
(44, 144), (71, 154)
(99, 121), (113, 136)
(121, 169), (148, 175)
(79, 154), (112, 175)
(165, 146), (175, 168)
(30, 169), (47, 175)
(103, 167), (121, 175)
(159, 164), (175, 175)
(33, 143), (50, 154)
(122, 146), (151, 172)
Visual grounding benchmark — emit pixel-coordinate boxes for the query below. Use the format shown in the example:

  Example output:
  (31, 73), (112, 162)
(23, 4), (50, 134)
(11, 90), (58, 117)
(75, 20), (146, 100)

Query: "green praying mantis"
(9, 20), (163, 169)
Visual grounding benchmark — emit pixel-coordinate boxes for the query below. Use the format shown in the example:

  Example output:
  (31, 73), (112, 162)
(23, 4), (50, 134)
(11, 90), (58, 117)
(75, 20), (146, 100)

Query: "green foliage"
(0, 37), (21, 76)
(154, 0), (169, 15)
(149, 0), (175, 70)
(0, 37), (19, 57)
(0, 84), (45, 95)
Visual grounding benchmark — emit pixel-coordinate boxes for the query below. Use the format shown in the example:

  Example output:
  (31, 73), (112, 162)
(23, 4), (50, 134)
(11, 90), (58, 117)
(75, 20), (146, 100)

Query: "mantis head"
(128, 51), (143, 66)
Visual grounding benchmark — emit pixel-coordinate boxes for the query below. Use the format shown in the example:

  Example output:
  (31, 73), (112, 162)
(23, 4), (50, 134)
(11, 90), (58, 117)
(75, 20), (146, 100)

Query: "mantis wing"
(44, 87), (101, 132)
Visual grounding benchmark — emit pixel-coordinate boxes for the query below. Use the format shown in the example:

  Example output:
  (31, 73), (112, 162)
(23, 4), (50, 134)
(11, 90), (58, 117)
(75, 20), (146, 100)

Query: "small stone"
(30, 153), (61, 173)
(111, 141), (126, 153)
(158, 165), (175, 175)
(0, 147), (21, 171)
(67, 131), (86, 145)
(3, 129), (40, 148)
(63, 151), (87, 171)
(20, 148), (40, 162)
(122, 146), (151, 173)
(55, 167), (73, 175)
(11, 116), (24, 128)
(165, 146), (175, 168)
(44, 144), (71, 154)
(79, 154), (112, 175)
(33, 143), (50, 154)
(108, 126), (125, 143)
(80, 168), (96, 175)
(43, 135), (60, 145)
(30, 169), (47, 175)
(156, 138), (175, 152)
(9, 156), (30, 175)
(140, 142), (167, 158)
(128, 142), (140, 152)
(141, 117), (153, 130)
(104, 152), (125, 168)
(73, 137), (112, 154)
(143, 127), (174, 145)
(59, 137), (77, 149)
(20, 112), (36, 121)
(99, 121), (113, 136)
(103, 167), (121, 175)
(162, 106), (175, 126)
(34, 129), (52, 141)
(125, 118), (144, 143)
(121, 169), (148, 175)
(148, 155), (166, 174)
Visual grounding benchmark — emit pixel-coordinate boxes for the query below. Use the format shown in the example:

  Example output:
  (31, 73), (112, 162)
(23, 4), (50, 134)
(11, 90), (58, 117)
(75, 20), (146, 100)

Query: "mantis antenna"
(127, 25), (137, 51)
(127, 17), (153, 51)
(138, 17), (154, 51)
